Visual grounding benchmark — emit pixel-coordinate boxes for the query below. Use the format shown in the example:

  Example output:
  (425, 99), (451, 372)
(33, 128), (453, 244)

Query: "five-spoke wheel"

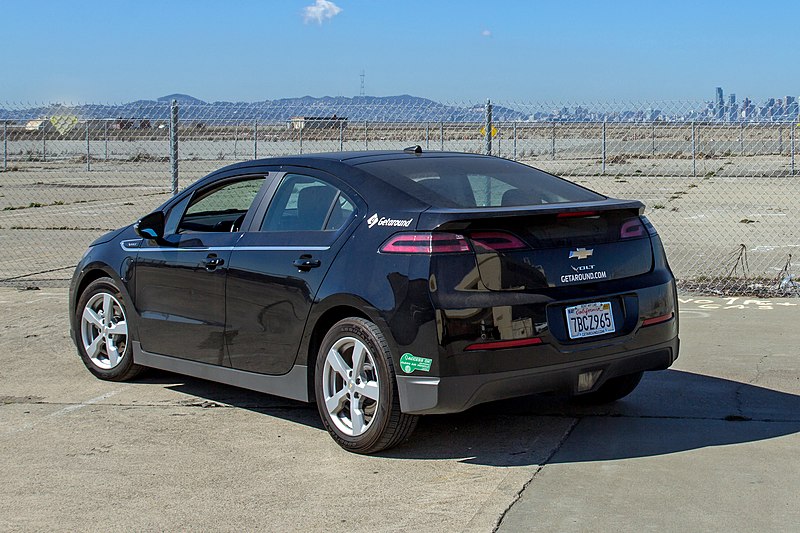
(81, 292), (128, 370)
(315, 318), (418, 454)
(75, 277), (142, 381)
(321, 336), (381, 437)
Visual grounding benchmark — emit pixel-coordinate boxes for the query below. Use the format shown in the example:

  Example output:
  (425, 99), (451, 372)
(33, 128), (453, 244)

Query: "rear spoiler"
(417, 198), (645, 231)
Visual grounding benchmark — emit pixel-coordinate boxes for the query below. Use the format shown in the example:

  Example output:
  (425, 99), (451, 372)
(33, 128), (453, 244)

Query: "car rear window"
(357, 156), (604, 208)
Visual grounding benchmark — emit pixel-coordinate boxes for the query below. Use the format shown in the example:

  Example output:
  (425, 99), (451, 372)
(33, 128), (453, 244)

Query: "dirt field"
(2, 152), (798, 288)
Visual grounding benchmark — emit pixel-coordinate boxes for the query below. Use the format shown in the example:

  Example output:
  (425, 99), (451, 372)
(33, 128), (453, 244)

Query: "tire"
(75, 277), (142, 381)
(314, 318), (418, 454)
(574, 371), (644, 405)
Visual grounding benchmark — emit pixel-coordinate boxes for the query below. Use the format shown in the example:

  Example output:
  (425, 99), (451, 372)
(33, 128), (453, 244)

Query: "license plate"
(565, 301), (615, 339)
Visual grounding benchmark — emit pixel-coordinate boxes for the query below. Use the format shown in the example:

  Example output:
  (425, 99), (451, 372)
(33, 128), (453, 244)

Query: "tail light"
(380, 232), (470, 254)
(620, 218), (645, 239)
(469, 231), (527, 251)
(640, 215), (658, 236)
(642, 312), (673, 327)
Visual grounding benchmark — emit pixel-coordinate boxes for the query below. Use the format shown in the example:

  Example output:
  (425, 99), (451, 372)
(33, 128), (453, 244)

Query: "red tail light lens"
(620, 217), (645, 239)
(465, 337), (543, 351)
(642, 312), (673, 327)
(469, 231), (527, 251)
(380, 232), (471, 254)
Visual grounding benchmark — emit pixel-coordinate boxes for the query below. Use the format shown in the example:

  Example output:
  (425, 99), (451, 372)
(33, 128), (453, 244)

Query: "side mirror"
(134, 211), (166, 242)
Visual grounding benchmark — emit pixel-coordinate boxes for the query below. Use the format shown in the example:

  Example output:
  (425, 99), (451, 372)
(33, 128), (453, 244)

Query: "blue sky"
(2, 0), (797, 104)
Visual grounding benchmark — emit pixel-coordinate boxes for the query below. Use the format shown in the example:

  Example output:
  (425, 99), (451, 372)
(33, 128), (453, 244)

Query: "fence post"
(484, 99), (492, 156)
(691, 121), (696, 178)
(440, 122), (444, 151)
(602, 119), (607, 174)
(104, 119), (108, 161)
(779, 125), (783, 154)
(790, 122), (795, 176)
(253, 119), (258, 160)
(299, 125), (303, 154)
(425, 123), (430, 149)
(42, 127), (46, 162)
(364, 120), (368, 150)
(339, 121), (344, 151)
(652, 123), (656, 155)
(739, 122), (744, 155)
(86, 122), (91, 172)
(551, 122), (556, 160)
(170, 99), (179, 196)
(3, 121), (7, 171)
(233, 124), (238, 159)
(513, 121), (517, 160)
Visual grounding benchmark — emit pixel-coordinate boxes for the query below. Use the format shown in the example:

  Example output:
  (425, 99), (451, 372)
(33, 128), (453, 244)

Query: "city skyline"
(1, 1), (799, 104)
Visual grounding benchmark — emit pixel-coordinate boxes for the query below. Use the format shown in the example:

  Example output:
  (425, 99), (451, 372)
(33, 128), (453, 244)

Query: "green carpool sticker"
(400, 353), (432, 374)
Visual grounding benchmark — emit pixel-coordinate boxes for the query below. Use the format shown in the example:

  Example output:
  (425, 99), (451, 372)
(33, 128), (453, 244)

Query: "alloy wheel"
(321, 336), (380, 437)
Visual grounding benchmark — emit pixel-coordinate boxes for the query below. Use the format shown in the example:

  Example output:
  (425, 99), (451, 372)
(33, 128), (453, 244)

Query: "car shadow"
(136, 369), (800, 467)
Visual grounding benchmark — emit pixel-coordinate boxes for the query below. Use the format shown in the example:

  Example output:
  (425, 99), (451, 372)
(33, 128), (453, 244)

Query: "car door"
(225, 170), (361, 375)
(134, 174), (270, 365)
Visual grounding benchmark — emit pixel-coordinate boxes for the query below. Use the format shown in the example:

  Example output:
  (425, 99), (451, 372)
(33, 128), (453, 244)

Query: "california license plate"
(565, 301), (615, 339)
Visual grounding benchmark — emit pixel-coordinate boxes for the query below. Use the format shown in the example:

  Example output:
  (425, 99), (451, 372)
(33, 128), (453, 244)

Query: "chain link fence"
(1, 99), (798, 295)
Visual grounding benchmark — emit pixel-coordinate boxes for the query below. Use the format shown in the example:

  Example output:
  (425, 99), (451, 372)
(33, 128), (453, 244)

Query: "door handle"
(292, 256), (321, 271)
(203, 255), (225, 271)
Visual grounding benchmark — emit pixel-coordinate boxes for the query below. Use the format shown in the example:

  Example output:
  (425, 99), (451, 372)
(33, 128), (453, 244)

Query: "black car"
(70, 149), (679, 454)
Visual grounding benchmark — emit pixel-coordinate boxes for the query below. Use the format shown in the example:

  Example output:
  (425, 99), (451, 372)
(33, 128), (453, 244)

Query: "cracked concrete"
(497, 296), (800, 533)
(1, 289), (798, 532)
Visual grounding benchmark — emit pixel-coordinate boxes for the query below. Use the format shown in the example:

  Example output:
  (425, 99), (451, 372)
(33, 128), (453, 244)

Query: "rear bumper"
(396, 335), (679, 414)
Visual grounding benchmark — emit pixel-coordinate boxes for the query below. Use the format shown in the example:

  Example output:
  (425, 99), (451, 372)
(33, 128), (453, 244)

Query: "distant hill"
(0, 94), (530, 123)
(157, 94), (207, 105)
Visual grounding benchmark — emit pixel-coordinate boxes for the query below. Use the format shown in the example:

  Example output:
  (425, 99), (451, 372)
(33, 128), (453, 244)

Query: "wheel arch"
(302, 297), (394, 401)
(70, 264), (132, 347)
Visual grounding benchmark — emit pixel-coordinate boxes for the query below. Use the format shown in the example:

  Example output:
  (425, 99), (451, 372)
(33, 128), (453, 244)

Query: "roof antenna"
(404, 145), (422, 154)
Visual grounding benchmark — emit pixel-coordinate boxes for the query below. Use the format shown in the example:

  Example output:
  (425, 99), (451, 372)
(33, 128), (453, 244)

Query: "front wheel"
(314, 318), (418, 454)
(75, 277), (142, 381)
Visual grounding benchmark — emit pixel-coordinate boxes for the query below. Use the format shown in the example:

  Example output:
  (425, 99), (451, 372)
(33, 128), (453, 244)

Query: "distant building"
(727, 94), (737, 122)
(24, 119), (53, 132)
(715, 87), (725, 120)
(786, 96), (798, 118)
(742, 98), (753, 119)
(288, 115), (348, 130)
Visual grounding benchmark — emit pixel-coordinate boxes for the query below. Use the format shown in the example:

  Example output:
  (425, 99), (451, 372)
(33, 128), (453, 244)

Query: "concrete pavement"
(0, 288), (798, 532)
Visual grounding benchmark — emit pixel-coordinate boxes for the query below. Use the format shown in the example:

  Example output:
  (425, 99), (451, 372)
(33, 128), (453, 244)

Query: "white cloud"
(303, 0), (343, 24)
(481, 29), (492, 37)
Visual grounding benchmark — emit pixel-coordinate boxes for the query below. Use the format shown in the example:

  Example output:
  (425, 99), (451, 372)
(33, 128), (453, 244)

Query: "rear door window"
(259, 174), (355, 232)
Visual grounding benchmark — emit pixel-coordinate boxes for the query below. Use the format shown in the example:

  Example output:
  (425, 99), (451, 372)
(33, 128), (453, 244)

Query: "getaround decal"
(400, 353), (432, 374)
(367, 213), (413, 229)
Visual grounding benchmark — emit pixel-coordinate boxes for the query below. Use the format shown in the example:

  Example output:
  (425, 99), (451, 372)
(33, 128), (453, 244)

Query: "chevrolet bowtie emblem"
(569, 248), (593, 260)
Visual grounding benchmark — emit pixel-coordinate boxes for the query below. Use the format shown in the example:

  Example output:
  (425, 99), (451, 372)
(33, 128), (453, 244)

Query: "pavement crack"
(492, 417), (581, 532)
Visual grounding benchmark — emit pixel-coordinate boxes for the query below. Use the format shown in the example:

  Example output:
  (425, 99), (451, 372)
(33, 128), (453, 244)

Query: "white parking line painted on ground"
(677, 310), (711, 319)
(48, 389), (122, 417)
(1, 389), (123, 435)
(678, 296), (798, 312)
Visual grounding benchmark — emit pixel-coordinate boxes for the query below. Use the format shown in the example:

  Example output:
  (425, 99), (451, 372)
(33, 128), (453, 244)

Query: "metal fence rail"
(1, 99), (797, 295)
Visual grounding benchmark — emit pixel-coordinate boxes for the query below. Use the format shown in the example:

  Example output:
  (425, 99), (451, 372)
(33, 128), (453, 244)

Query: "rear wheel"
(575, 371), (644, 405)
(314, 318), (418, 454)
(76, 277), (142, 381)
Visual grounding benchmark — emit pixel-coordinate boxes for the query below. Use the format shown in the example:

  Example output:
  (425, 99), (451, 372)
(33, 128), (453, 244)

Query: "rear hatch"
(419, 200), (653, 291)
